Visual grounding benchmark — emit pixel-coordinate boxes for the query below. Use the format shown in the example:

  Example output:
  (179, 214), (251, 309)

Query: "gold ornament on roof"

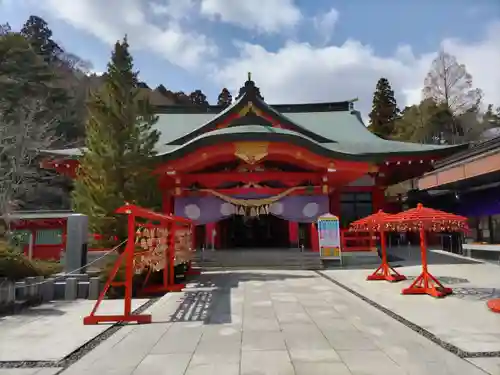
(234, 141), (269, 164)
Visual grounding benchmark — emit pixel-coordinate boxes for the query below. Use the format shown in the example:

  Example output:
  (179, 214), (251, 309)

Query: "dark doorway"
(219, 215), (289, 248)
(194, 225), (205, 250)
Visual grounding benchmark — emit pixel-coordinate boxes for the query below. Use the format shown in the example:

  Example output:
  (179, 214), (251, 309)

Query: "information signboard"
(317, 214), (342, 264)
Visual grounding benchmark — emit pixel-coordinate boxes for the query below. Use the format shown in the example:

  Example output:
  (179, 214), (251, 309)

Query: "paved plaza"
(0, 299), (148, 362)
(51, 269), (490, 375)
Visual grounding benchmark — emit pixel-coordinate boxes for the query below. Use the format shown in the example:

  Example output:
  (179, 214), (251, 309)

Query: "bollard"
(64, 278), (78, 300)
(41, 278), (55, 302)
(78, 281), (89, 299)
(25, 277), (37, 299)
(88, 277), (100, 300)
(0, 283), (5, 304)
(5, 282), (15, 304)
(34, 276), (44, 298)
(16, 281), (26, 300)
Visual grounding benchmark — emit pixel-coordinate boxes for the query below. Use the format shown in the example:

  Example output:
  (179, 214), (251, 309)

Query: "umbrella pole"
(367, 230), (406, 282)
(402, 228), (452, 298)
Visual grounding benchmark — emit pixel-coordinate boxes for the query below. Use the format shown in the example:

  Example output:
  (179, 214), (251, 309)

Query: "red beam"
(181, 186), (323, 197)
(182, 171), (321, 186)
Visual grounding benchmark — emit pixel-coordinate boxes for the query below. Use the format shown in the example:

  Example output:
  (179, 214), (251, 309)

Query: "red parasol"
(386, 203), (468, 298)
(350, 210), (406, 282)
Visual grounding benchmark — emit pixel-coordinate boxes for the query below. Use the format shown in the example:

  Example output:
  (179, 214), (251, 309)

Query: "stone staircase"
(192, 249), (323, 270)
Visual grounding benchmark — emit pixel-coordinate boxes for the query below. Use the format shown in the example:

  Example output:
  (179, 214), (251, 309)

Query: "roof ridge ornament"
(236, 72), (264, 101)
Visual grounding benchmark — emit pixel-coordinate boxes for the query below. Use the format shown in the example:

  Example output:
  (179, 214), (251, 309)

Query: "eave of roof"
(153, 100), (352, 114)
(431, 135), (500, 169)
(154, 125), (467, 163)
(40, 126), (467, 161)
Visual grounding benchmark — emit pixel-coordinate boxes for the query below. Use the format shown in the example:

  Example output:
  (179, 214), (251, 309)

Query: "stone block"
(34, 276), (44, 296)
(77, 281), (89, 299)
(15, 281), (26, 300)
(41, 278), (55, 302)
(6, 282), (15, 303)
(54, 282), (66, 299)
(64, 277), (77, 300)
(25, 277), (37, 298)
(88, 277), (100, 300)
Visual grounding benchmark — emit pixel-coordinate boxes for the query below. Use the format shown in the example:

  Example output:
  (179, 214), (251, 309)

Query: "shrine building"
(41, 76), (466, 251)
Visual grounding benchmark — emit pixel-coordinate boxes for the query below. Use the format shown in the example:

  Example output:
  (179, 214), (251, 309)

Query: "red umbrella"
(350, 210), (406, 282)
(386, 203), (468, 298)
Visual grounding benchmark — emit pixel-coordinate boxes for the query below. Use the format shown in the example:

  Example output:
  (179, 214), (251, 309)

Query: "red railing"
(341, 229), (377, 252)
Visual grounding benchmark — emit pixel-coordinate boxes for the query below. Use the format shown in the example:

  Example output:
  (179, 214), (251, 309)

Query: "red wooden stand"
(367, 231), (406, 282)
(140, 222), (186, 295)
(84, 208), (152, 325)
(367, 263), (407, 282)
(487, 299), (500, 313)
(83, 204), (193, 325)
(401, 228), (452, 298)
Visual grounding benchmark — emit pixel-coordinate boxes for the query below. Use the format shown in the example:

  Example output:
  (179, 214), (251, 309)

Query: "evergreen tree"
(484, 104), (500, 128)
(217, 88), (232, 107)
(20, 15), (62, 64)
(156, 84), (169, 96)
(189, 89), (209, 107)
(0, 32), (61, 222)
(71, 37), (160, 247)
(368, 78), (400, 138)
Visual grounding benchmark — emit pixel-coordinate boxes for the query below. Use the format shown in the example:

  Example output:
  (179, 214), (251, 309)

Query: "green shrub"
(0, 240), (63, 281)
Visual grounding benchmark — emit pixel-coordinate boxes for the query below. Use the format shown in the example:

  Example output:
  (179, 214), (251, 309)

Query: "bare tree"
(0, 97), (56, 234)
(422, 50), (483, 115)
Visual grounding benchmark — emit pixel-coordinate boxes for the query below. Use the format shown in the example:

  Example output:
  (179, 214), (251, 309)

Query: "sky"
(1, 0), (500, 117)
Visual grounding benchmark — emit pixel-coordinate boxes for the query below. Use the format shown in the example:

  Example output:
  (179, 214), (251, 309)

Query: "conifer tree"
(217, 88), (232, 107)
(72, 37), (159, 247)
(189, 89), (209, 107)
(368, 78), (400, 138)
(20, 15), (62, 64)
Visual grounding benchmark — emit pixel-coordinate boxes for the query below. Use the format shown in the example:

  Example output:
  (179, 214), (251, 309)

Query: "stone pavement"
(0, 369), (62, 375)
(0, 299), (147, 362)
(322, 247), (500, 374)
(58, 270), (488, 375)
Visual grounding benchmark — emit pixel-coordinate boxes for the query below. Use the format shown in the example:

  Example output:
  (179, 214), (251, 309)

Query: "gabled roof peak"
(235, 72), (264, 101)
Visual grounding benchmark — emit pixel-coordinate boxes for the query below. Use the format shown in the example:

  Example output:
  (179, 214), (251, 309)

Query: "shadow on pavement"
(387, 245), (478, 266)
(451, 287), (500, 301)
(169, 271), (314, 325)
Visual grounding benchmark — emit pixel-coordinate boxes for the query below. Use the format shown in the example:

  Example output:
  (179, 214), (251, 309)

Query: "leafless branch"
(422, 49), (483, 116)
(0, 96), (57, 221)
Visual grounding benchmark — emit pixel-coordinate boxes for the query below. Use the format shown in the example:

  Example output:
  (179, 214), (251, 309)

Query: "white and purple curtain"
(174, 194), (329, 225)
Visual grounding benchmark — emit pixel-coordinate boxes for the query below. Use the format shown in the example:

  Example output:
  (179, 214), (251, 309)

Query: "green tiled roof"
(150, 124), (463, 162)
(40, 110), (464, 159)
(39, 76), (465, 160)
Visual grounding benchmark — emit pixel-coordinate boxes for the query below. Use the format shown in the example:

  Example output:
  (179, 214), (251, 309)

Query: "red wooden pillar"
(310, 222), (319, 252)
(329, 190), (340, 216)
(215, 222), (221, 249)
(162, 193), (173, 214)
(288, 221), (299, 248)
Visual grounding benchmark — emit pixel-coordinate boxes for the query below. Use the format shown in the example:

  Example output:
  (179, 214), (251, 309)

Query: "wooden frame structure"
(350, 210), (406, 282)
(83, 203), (193, 325)
(386, 203), (468, 298)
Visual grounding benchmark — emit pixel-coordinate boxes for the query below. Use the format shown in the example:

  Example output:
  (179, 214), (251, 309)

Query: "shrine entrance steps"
(192, 248), (324, 270)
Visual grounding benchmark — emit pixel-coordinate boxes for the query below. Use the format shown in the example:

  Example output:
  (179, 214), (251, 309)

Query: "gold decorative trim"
(234, 142), (269, 164)
(238, 102), (254, 116)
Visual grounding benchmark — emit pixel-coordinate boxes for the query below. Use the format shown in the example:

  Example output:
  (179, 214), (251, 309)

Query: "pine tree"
(189, 89), (209, 107)
(368, 78), (400, 138)
(217, 88), (232, 107)
(20, 15), (62, 64)
(71, 37), (159, 247)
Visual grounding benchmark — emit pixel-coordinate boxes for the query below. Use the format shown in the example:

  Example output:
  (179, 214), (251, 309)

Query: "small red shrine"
(40, 75), (466, 254)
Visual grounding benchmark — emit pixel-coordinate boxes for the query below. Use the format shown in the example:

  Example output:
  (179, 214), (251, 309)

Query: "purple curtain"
(455, 187), (500, 217)
(174, 194), (329, 225)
